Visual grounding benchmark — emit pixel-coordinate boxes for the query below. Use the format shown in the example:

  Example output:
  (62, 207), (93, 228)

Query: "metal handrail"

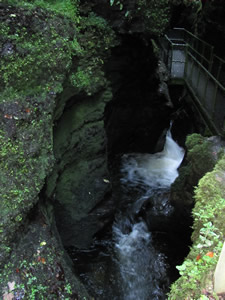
(170, 28), (213, 50)
(159, 28), (225, 136)
(186, 51), (225, 93)
(165, 28), (225, 90)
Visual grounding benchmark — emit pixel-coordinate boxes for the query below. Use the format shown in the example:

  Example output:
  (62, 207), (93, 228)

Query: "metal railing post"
(203, 47), (214, 107)
(212, 60), (222, 121)
(183, 45), (188, 80)
(208, 46), (214, 72)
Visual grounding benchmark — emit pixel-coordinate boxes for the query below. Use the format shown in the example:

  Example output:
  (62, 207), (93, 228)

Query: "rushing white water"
(113, 127), (185, 300)
(120, 129), (184, 190)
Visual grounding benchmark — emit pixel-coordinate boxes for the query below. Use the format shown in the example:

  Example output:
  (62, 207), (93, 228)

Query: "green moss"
(0, 0), (84, 264)
(3, 0), (80, 20)
(0, 0), (116, 262)
(0, 210), (89, 299)
(169, 154), (225, 299)
(170, 134), (218, 209)
(69, 12), (117, 96)
(186, 134), (215, 178)
(0, 8), (79, 98)
(0, 0), (116, 293)
(186, 133), (205, 150)
(137, 0), (170, 35)
(0, 92), (56, 265)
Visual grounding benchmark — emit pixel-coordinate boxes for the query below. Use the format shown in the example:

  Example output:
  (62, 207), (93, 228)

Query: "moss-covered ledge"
(0, 0), (78, 265)
(169, 139), (225, 299)
(0, 0), (117, 297)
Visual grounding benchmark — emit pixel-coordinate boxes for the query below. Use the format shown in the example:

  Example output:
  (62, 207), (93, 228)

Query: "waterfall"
(113, 127), (185, 300)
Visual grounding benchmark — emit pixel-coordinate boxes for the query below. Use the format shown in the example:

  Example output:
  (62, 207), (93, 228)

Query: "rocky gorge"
(0, 0), (225, 299)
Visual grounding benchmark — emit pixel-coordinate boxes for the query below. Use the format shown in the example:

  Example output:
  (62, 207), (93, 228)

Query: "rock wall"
(169, 135), (225, 299)
(46, 90), (114, 249)
(196, 0), (225, 58)
(0, 1), (116, 298)
(0, 2), (73, 265)
(170, 134), (222, 210)
(0, 0), (210, 298)
(105, 35), (173, 159)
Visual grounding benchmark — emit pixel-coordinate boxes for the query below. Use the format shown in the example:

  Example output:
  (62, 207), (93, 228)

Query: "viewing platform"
(159, 28), (225, 137)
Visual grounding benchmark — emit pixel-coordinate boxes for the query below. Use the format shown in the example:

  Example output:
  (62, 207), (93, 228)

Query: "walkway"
(159, 28), (225, 137)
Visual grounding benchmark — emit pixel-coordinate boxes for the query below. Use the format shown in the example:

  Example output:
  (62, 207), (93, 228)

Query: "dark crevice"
(48, 33), (197, 299)
(104, 34), (172, 159)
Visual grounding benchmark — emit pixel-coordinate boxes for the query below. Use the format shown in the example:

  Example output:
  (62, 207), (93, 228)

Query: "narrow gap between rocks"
(48, 34), (202, 299)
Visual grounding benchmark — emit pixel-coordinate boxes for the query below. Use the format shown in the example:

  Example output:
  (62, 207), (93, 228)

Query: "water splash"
(120, 129), (184, 190)
(114, 219), (167, 300)
(113, 127), (185, 299)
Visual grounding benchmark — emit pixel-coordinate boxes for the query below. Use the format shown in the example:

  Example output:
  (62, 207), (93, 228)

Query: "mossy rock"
(46, 90), (113, 249)
(170, 134), (220, 208)
(0, 206), (90, 299)
(0, 0), (116, 265)
(169, 149), (225, 299)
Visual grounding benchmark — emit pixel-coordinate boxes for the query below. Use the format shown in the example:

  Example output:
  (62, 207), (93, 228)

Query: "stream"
(70, 126), (185, 299)
(113, 127), (185, 299)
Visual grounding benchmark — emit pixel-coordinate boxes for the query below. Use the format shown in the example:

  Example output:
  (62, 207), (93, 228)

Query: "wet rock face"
(46, 91), (114, 249)
(0, 206), (89, 299)
(0, 3), (75, 267)
(0, 3), (92, 297)
(105, 35), (172, 158)
(47, 33), (174, 250)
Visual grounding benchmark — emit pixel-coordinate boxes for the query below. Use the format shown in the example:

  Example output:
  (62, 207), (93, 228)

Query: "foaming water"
(113, 127), (185, 299)
(120, 130), (184, 190)
(114, 219), (167, 300)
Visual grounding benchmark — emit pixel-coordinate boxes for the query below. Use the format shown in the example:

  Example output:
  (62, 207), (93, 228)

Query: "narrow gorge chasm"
(45, 34), (198, 299)
(1, 1), (225, 300)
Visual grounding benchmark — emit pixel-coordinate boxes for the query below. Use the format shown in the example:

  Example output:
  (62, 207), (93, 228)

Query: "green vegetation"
(170, 133), (219, 209)
(169, 151), (225, 299)
(0, 0), (116, 254)
(69, 12), (116, 95)
(0, 2), (80, 99)
(109, 0), (170, 35)
(186, 134), (216, 177)
(0, 220), (81, 299)
(3, 0), (79, 20)
(0, 1), (115, 98)
(0, 92), (54, 266)
(136, 0), (170, 35)
(0, 0), (116, 297)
